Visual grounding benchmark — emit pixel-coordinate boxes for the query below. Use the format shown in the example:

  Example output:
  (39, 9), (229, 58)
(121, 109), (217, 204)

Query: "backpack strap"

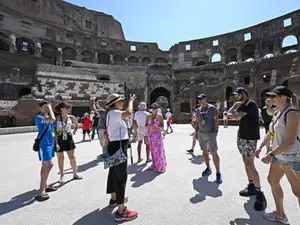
(38, 124), (50, 141)
(283, 108), (300, 142)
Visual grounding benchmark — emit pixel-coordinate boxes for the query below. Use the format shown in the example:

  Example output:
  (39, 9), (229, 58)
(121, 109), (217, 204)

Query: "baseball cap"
(266, 86), (293, 98)
(197, 94), (207, 99)
(232, 87), (248, 95)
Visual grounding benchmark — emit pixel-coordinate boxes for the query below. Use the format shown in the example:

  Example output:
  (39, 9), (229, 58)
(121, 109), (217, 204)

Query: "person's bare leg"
(283, 166), (300, 207)
(203, 149), (210, 168)
(191, 136), (196, 150)
(57, 152), (64, 178)
(111, 192), (116, 201)
(67, 150), (79, 177)
(118, 203), (125, 213)
(268, 162), (285, 216)
(39, 160), (54, 194)
(137, 140), (142, 161)
(146, 143), (150, 161)
(243, 156), (261, 188)
(211, 152), (220, 174)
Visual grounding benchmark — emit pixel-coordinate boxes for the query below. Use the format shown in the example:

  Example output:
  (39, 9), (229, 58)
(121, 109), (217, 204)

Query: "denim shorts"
(278, 160), (300, 172)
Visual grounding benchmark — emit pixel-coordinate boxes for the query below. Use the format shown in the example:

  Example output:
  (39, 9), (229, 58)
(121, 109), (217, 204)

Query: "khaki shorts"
(137, 126), (147, 142)
(198, 132), (218, 152)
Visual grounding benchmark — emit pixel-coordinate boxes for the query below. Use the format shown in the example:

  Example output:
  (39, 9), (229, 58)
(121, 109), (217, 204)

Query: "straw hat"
(106, 93), (125, 107)
(138, 102), (147, 110)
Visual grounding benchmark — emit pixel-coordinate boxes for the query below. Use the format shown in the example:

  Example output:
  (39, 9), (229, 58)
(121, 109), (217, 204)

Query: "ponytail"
(291, 94), (299, 110)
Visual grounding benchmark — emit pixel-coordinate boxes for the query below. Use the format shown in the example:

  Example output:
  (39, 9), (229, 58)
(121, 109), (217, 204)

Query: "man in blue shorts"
(34, 101), (57, 201)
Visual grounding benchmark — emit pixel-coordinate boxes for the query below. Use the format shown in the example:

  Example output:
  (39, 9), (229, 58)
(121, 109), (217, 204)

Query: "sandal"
(146, 159), (152, 163)
(73, 175), (83, 180)
(137, 158), (143, 163)
(35, 193), (50, 202)
(45, 186), (57, 192)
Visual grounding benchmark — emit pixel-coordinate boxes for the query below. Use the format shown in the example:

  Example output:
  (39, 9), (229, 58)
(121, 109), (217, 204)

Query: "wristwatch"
(269, 152), (276, 159)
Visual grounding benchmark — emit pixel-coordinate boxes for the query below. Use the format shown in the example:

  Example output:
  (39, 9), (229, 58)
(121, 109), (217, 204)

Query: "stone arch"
(241, 44), (255, 61)
(154, 57), (168, 64)
(16, 37), (35, 55)
(142, 57), (151, 66)
(226, 48), (237, 63)
(113, 55), (124, 63)
(41, 43), (56, 59)
(0, 39), (9, 52)
(282, 35), (298, 48)
(98, 52), (109, 64)
(62, 47), (76, 60)
(150, 87), (170, 106)
(211, 53), (221, 63)
(81, 50), (93, 63)
(128, 56), (139, 63)
(196, 61), (206, 66)
(18, 87), (32, 98)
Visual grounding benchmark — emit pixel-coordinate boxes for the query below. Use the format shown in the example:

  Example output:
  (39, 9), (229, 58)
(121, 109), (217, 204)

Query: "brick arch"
(241, 44), (256, 61)
(98, 52), (109, 64)
(41, 43), (57, 59)
(62, 47), (76, 60)
(154, 57), (168, 64)
(0, 39), (9, 52)
(81, 50), (93, 63)
(142, 57), (151, 66)
(225, 48), (237, 63)
(113, 55), (124, 62)
(128, 56), (139, 63)
(16, 37), (35, 55)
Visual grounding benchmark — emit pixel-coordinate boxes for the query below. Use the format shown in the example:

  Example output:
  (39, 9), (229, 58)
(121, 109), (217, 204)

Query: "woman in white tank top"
(54, 102), (82, 183)
(256, 86), (300, 224)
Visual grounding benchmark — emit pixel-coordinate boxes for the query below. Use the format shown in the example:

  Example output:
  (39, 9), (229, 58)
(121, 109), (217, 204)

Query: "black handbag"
(33, 124), (50, 152)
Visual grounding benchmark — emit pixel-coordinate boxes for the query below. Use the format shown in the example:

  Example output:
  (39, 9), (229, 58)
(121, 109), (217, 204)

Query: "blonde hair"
(287, 94), (299, 110)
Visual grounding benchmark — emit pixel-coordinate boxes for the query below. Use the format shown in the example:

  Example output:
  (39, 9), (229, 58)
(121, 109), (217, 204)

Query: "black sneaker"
(239, 184), (257, 197)
(254, 191), (267, 211)
(186, 149), (194, 154)
(45, 186), (57, 192)
(109, 196), (129, 207)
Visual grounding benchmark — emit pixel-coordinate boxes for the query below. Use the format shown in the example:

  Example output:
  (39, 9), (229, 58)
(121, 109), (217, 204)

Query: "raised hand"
(130, 94), (137, 102)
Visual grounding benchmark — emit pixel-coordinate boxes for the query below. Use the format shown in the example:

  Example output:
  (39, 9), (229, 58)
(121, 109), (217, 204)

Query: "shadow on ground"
(190, 176), (222, 204)
(73, 206), (116, 225)
(229, 198), (274, 225)
(130, 164), (162, 188)
(0, 189), (36, 216)
(188, 154), (203, 165)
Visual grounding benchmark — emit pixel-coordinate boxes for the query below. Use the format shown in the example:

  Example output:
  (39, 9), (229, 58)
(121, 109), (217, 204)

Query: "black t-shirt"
(237, 100), (260, 140)
(261, 106), (272, 125)
(92, 116), (99, 128)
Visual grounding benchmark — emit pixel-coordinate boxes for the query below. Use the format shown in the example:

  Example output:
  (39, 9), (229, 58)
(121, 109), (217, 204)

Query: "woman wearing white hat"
(105, 93), (138, 222)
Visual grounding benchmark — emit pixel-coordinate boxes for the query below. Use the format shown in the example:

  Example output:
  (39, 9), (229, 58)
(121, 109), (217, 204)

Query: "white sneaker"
(59, 176), (64, 184)
(264, 211), (289, 224)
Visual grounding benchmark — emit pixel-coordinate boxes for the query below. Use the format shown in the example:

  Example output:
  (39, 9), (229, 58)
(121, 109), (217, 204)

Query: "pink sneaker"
(115, 207), (138, 222)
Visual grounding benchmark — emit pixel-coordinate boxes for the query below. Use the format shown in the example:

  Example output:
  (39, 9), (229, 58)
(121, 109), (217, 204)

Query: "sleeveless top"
(56, 115), (72, 133)
(272, 106), (300, 162)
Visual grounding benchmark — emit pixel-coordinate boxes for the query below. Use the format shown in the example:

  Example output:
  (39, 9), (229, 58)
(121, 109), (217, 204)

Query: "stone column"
(35, 42), (41, 57)
(93, 52), (98, 64)
(76, 54), (82, 61)
(109, 54), (114, 65)
(57, 48), (63, 66)
(237, 47), (242, 63)
(8, 34), (17, 53)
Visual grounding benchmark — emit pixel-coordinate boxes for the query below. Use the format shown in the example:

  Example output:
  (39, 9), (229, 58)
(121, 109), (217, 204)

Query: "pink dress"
(147, 116), (167, 172)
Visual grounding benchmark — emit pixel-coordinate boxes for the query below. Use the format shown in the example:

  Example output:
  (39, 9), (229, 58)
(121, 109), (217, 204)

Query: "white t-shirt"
(134, 110), (150, 127)
(106, 110), (129, 141)
(165, 112), (171, 121)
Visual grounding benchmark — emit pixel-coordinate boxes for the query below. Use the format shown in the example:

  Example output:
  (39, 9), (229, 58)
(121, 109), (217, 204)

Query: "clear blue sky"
(66, 0), (299, 50)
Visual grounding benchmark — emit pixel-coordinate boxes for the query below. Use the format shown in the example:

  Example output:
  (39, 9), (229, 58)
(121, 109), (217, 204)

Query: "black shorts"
(57, 132), (76, 151)
(83, 129), (91, 134)
(264, 123), (270, 133)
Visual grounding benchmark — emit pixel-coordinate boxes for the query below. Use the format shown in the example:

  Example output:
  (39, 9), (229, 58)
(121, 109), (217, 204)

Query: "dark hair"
(54, 102), (71, 113)
(151, 103), (158, 108)
(39, 101), (48, 108)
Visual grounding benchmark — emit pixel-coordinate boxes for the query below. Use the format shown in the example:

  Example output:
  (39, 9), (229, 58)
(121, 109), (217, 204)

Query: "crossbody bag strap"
(38, 124), (50, 141)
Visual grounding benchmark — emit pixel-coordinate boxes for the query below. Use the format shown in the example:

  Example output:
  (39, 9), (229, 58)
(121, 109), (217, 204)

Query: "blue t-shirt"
(35, 114), (55, 149)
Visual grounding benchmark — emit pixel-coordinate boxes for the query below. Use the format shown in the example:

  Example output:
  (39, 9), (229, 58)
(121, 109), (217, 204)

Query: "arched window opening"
(98, 53), (109, 64)
(211, 53), (221, 63)
(282, 35), (298, 48)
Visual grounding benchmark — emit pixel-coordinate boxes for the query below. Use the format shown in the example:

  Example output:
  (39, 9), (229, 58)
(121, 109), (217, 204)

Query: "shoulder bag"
(103, 111), (127, 169)
(33, 124), (50, 152)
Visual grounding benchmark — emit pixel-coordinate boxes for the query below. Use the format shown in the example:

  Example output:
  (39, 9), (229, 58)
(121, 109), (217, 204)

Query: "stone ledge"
(0, 124), (83, 135)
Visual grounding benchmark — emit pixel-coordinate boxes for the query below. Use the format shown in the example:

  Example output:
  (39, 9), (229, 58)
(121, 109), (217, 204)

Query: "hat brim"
(106, 97), (125, 107)
(265, 92), (278, 97)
